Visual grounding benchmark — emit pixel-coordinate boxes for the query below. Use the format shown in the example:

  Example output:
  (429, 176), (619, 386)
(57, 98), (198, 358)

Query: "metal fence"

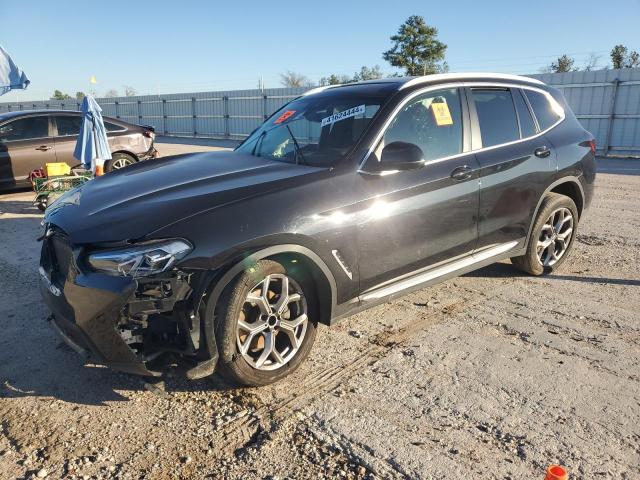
(1, 68), (639, 156)
(0, 87), (308, 141)
(530, 69), (640, 157)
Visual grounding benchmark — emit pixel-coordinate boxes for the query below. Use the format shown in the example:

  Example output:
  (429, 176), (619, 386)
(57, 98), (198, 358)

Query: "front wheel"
(212, 260), (317, 386)
(511, 192), (578, 275)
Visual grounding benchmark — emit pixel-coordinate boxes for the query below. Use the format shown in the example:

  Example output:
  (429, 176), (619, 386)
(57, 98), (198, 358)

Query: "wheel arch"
(525, 176), (585, 249)
(110, 150), (139, 161)
(194, 244), (338, 329)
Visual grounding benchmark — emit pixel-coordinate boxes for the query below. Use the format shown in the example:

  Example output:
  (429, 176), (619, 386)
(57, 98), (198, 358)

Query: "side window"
(105, 121), (125, 132)
(471, 89), (519, 148)
(55, 115), (83, 136)
(0, 116), (49, 142)
(382, 88), (462, 161)
(513, 89), (538, 138)
(524, 90), (562, 131)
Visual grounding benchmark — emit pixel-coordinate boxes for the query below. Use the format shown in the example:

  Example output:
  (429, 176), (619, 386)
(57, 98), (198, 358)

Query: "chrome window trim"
(358, 81), (565, 175)
(0, 114), (52, 143)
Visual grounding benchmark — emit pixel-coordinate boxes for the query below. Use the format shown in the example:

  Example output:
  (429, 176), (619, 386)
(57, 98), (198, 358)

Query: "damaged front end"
(39, 226), (217, 378)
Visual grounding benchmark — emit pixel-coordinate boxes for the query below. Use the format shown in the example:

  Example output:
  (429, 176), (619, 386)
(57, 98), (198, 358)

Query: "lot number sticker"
(431, 102), (453, 126)
(321, 105), (366, 127)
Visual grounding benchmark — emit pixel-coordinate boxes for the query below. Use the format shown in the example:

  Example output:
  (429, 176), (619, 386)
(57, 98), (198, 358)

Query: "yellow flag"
(90, 75), (97, 84)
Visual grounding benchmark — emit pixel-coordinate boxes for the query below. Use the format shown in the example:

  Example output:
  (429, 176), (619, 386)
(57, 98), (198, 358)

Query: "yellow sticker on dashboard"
(431, 102), (453, 126)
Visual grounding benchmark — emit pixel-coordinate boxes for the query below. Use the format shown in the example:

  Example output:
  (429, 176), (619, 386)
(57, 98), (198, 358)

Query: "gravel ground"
(0, 150), (638, 480)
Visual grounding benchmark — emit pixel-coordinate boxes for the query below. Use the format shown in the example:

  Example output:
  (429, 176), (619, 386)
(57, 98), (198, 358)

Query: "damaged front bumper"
(39, 230), (216, 377)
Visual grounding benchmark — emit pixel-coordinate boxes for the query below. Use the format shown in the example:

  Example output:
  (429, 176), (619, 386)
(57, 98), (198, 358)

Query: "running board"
(360, 241), (519, 301)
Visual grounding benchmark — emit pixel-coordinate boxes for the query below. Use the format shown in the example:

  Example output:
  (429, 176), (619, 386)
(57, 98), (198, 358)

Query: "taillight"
(588, 139), (596, 154)
(143, 130), (155, 139)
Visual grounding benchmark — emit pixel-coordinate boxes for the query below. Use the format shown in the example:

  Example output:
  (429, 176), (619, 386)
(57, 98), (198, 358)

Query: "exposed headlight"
(87, 239), (193, 278)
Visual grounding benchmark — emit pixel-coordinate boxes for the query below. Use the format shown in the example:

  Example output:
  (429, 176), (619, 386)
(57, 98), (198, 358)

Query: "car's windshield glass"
(236, 86), (393, 167)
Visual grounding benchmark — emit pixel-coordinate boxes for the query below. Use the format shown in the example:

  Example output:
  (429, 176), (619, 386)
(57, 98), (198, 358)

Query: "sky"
(1, 0), (639, 102)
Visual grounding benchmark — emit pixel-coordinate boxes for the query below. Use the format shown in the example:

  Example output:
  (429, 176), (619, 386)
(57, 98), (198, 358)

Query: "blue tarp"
(74, 95), (112, 172)
(0, 45), (29, 96)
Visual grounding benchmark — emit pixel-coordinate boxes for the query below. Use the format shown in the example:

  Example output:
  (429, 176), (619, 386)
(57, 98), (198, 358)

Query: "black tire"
(511, 192), (579, 276)
(211, 259), (318, 387)
(36, 196), (48, 211)
(104, 152), (137, 173)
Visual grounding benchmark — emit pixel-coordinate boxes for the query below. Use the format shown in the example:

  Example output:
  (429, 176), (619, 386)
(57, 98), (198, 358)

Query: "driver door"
(356, 87), (480, 292)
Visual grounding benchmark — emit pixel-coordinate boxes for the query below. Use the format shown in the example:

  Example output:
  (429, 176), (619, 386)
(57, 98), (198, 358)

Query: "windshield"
(236, 86), (392, 167)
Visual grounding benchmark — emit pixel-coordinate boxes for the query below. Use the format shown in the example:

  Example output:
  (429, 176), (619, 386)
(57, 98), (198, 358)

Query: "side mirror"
(368, 141), (425, 173)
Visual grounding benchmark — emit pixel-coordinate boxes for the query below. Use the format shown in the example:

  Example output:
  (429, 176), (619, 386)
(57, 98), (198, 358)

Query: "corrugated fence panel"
(1, 74), (638, 154)
(530, 68), (640, 155)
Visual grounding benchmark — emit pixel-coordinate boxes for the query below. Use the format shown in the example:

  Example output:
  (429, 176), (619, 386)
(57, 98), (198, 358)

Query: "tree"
(610, 44), (640, 69)
(383, 15), (447, 76)
(582, 53), (601, 72)
(104, 89), (119, 98)
(319, 74), (351, 86)
(352, 65), (383, 82)
(51, 90), (72, 100)
(548, 54), (575, 73)
(123, 85), (137, 97)
(279, 71), (312, 87)
(75, 91), (85, 100)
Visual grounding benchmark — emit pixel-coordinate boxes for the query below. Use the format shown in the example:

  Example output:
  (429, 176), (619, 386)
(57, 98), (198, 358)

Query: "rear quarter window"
(513, 89), (538, 138)
(524, 90), (562, 131)
(105, 121), (126, 132)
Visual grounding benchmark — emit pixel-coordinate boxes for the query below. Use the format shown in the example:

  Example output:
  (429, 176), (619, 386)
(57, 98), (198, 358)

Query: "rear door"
(0, 115), (56, 186)
(51, 114), (83, 166)
(469, 86), (557, 250)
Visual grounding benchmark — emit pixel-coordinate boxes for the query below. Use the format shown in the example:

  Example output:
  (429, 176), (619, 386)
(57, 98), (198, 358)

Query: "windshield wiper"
(285, 124), (306, 165)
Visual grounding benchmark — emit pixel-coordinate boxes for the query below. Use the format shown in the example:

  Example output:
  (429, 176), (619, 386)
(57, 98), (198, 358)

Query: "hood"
(45, 150), (324, 244)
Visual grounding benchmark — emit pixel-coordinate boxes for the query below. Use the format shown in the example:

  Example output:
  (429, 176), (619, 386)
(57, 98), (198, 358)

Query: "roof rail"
(399, 72), (545, 90)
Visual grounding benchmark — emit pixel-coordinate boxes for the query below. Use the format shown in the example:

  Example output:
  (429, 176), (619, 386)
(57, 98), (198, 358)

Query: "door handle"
(534, 146), (551, 158)
(450, 165), (472, 181)
(35, 145), (52, 151)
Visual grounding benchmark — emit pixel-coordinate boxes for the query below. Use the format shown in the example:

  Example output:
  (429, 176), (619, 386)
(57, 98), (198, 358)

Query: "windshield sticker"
(274, 110), (296, 124)
(431, 102), (453, 126)
(321, 104), (366, 127)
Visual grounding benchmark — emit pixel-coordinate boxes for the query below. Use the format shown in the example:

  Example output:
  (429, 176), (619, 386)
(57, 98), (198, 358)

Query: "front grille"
(50, 234), (73, 275)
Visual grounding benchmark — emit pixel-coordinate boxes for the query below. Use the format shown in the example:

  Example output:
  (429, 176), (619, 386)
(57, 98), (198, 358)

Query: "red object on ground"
(95, 165), (104, 176)
(28, 168), (45, 188)
(545, 464), (568, 480)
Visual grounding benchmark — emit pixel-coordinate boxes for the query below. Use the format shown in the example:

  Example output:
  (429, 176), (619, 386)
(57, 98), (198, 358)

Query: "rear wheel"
(212, 260), (317, 386)
(511, 192), (578, 275)
(104, 153), (136, 173)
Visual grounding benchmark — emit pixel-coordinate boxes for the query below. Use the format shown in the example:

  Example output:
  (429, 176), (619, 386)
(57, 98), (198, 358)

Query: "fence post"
(192, 97), (197, 137)
(223, 95), (229, 138)
(262, 93), (268, 121)
(602, 78), (619, 157)
(162, 99), (167, 135)
(137, 100), (142, 124)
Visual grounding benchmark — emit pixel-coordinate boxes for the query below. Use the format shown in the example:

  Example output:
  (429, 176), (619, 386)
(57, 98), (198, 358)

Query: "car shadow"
(466, 261), (640, 286)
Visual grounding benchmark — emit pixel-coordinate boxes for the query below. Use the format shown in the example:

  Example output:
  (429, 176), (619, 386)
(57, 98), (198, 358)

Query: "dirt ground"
(0, 147), (638, 480)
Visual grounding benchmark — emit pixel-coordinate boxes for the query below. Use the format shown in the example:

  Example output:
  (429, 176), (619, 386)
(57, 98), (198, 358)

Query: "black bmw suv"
(39, 73), (595, 386)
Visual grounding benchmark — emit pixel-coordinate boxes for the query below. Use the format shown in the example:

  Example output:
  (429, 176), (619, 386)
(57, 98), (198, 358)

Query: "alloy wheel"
(536, 207), (574, 266)
(111, 157), (134, 169)
(236, 274), (308, 371)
